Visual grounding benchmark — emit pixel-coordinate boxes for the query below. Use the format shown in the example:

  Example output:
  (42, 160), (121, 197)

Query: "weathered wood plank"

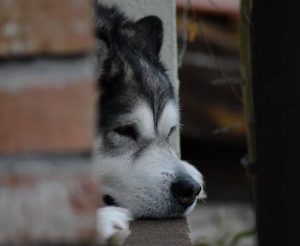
(125, 219), (192, 246)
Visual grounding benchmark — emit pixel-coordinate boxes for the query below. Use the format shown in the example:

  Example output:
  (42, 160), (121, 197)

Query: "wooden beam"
(125, 219), (191, 246)
(251, 0), (298, 245)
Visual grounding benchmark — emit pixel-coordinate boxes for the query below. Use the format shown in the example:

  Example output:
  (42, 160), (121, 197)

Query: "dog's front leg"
(97, 206), (132, 245)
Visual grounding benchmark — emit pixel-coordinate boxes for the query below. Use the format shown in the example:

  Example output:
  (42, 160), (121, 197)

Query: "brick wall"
(0, 0), (98, 244)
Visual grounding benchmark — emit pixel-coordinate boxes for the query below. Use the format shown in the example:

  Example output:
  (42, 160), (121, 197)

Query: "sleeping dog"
(94, 3), (206, 245)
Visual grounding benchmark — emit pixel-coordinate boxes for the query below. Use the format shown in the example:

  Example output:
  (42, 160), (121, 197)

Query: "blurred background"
(176, 0), (256, 245)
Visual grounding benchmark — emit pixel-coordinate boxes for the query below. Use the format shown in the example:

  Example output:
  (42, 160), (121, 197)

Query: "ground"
(188, 202), (256, 246)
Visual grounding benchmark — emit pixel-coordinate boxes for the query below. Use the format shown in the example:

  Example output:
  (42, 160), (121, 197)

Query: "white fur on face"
(95, 100), (205, 218)
(158, 101), (179, 136)
(131, 102), (155, 139)
(95, 140), (205, 218)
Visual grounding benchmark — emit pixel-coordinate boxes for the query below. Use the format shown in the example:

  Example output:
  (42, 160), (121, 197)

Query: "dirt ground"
(188, 202), (256, 246)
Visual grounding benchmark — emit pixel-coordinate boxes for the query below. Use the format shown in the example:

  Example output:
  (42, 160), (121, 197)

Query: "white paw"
(97, 206), (132, 245)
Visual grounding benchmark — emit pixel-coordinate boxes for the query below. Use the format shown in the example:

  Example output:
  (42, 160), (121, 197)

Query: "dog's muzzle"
(170, 177), (201, 208)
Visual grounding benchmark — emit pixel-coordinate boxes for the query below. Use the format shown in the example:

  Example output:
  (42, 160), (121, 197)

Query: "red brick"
(0, 80), (96, 154)
(0, 0), (95, 56)
(0, 158), (99, 243)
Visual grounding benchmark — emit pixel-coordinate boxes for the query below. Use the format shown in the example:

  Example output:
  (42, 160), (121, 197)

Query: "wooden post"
(251, 0), (298, 245)
(240, 0), (256, 200)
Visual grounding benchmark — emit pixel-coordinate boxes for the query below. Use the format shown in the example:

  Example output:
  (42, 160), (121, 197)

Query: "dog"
(93, 3), (206, 245)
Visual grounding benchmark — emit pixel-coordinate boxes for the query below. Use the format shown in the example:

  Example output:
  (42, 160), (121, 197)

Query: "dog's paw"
(97, 206), (132, 245)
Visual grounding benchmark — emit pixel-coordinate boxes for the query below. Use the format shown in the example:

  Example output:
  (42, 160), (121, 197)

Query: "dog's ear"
(135, 16), (163, 56)
(94, 4), (124, 78)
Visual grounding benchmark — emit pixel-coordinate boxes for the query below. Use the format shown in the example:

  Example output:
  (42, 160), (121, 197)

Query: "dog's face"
(94, 5), (205, 218)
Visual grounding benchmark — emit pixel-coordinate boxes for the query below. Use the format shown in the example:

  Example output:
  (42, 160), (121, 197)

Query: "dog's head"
(94, 4), (206, 218)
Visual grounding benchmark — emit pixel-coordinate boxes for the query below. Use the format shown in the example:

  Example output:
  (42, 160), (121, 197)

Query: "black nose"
(171, 178), (201, 207)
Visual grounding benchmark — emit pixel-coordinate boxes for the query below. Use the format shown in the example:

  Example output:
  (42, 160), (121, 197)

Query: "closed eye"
(167, 126), (176, 138)
(113, 125), (138, 141)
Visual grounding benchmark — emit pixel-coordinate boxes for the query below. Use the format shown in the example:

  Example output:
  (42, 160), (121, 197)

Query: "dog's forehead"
(101, 39), (177, 131)
(129, 100), (178, 137)
(131, 103), (155, 138)
(158, 101), (179, 134)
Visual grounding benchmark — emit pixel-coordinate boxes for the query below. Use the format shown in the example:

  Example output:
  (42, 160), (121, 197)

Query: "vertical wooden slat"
(240, 0), (256, 199)
(251, 0), (298, 245)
